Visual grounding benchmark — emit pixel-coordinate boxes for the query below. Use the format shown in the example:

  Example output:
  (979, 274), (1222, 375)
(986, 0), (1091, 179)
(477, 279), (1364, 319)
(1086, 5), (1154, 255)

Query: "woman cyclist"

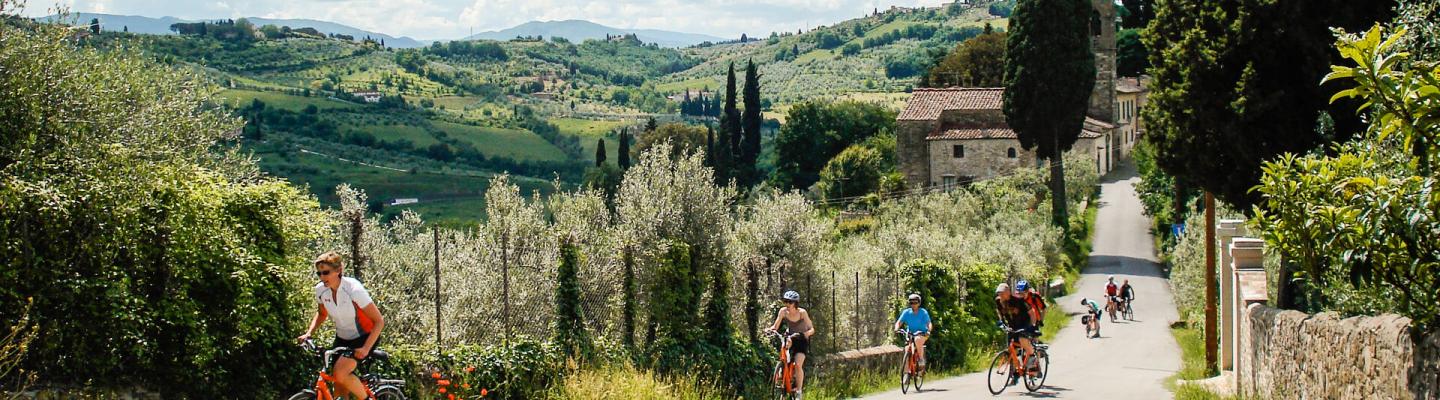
(765, 290), (815, 399)
(297, 251), (385, 400)
(894, 293), (933, 370)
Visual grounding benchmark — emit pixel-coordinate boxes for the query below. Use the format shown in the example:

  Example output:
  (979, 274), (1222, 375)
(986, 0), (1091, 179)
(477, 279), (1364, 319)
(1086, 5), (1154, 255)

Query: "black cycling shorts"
(333, 334), (374, 359)
(789, 335), (810, 356)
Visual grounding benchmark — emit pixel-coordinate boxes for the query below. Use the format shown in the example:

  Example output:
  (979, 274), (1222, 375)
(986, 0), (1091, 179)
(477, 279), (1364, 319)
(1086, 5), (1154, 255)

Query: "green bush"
(382, 338), (563, 400)
(552, 240), (594, 361)
(1253, 26), (1440, 333)
(0, 18), (323, 397)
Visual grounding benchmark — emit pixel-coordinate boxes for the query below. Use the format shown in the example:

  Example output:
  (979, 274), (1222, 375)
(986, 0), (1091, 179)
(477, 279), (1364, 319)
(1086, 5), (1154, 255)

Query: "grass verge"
(1167, 322), (1236, 400)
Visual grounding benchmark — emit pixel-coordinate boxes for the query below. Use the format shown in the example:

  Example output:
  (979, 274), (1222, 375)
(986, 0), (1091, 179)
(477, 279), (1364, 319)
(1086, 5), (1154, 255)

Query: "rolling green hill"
(69, 1), (1007, 223)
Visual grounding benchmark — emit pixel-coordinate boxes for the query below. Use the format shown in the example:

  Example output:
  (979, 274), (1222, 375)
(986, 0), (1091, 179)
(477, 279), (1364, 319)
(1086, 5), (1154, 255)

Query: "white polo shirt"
(314, 277), (375, 340)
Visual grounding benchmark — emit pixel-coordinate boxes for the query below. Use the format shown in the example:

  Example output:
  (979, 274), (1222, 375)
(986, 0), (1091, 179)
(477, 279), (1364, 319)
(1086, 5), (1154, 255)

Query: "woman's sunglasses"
(315, 270), (334, 277)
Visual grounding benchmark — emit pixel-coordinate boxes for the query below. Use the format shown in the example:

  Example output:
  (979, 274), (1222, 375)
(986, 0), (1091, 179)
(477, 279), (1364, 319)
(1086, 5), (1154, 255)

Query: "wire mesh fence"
(346, 220), (910, 356)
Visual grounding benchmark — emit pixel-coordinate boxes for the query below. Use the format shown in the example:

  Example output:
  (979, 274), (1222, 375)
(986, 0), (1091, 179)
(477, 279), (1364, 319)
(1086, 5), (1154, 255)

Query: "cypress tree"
(1003, 0), (1095, 227)
(722, 63), (742, 176)
(741, 59), (763, 187)
(618, 129), (632, 169)
(705, 125), (715, 167)
(595, 138), (607, 167)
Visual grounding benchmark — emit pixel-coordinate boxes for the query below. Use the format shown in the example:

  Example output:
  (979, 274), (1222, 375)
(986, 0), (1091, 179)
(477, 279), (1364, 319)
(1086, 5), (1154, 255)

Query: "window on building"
(942, 175), (957, 188)
(953, 145), (965, 158)
(1007, 147), (1017, 158)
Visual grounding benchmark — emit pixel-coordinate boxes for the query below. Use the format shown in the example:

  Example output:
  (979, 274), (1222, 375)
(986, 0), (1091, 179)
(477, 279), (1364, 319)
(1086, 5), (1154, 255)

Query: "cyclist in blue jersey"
(894, 293), (933, 369)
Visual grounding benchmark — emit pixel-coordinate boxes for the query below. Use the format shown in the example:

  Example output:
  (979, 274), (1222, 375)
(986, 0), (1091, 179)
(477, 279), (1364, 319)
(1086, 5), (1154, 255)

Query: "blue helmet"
(1015, 279), (1029, 291)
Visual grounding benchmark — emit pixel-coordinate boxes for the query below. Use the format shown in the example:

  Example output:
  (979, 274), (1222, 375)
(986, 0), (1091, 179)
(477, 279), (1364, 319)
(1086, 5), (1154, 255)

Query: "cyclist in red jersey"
(1104, 276), (1120, 322)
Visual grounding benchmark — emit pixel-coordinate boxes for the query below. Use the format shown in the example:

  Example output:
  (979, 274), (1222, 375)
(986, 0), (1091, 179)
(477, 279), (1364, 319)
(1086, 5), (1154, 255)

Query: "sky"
(19, 0), (957, 40)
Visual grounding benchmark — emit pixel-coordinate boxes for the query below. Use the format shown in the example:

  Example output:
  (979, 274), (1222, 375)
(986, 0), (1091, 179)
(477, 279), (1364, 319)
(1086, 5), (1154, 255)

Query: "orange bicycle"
(288, 338), (406, 400)
(767, 330), (800, 400)
(896, 329), (926, 394)
(985, 326), (1048, 394)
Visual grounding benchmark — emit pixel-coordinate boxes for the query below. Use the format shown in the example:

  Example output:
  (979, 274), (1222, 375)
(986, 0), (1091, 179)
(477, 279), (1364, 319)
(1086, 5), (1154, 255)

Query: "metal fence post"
(830, 270), (837, 351)
(433, 229), (442, 351)
(853, 271), (860, 350)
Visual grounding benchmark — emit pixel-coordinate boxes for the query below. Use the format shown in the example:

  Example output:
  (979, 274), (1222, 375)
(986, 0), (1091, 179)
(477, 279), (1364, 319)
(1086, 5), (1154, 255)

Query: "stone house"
(354, 91), (383, 103)
(896, 0), (1149, 189)
(898, 88), (1106, 188)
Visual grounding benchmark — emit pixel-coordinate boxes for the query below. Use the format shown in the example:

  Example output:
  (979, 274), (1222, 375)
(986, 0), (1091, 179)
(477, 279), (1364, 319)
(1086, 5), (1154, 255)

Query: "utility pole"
(1204, 191), (1217, 372)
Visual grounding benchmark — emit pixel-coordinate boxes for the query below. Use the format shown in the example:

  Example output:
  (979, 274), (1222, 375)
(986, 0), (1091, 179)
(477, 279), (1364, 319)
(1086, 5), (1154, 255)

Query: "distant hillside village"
(896, 0), (1144, 189)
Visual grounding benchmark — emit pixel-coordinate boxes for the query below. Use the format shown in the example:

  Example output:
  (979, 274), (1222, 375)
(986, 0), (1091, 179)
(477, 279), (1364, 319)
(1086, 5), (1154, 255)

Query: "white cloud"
(19, 0), (957, 40)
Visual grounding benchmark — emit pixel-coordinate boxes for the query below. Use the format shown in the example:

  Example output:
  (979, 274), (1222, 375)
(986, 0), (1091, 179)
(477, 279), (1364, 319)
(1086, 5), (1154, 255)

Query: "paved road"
(861, 166), (1183, 399)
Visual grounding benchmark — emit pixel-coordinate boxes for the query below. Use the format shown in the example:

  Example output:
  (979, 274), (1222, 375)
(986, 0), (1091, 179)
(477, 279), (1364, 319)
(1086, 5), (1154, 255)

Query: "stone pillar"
(1216, 220), (1246, 371)
(1230, 238), (1267, 395)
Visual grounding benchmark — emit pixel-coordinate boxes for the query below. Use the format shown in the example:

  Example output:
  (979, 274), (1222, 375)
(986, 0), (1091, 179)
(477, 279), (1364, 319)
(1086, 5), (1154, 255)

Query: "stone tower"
(1088, 0), (1117, 123)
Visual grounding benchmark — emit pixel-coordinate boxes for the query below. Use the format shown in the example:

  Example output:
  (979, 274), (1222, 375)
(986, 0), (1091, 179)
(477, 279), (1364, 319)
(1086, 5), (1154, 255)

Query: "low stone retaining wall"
(813, 344), (904, 379)
(1241, 304), (1440, 400)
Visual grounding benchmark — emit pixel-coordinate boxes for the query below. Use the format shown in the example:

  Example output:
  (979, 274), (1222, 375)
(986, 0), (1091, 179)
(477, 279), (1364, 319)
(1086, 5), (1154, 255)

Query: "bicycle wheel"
(373, 386), (405, 400)
(900, 351), (911, 394)
(986, 351), (1011, 395)
(911, 356), (924, 393)
(772, 362), (789, 400)
(285, 390), (316, 400)
(1025, 350), (1049, 392)
(1124, 303), (1135, 320)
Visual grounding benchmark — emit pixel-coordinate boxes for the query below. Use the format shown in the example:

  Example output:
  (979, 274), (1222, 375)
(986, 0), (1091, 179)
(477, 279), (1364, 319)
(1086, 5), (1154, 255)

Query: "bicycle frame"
(898, 331), (922, 375)
(304, 340), (377, 400)
(1004, 334), (1033, 376)
(769, 331), (796, 396)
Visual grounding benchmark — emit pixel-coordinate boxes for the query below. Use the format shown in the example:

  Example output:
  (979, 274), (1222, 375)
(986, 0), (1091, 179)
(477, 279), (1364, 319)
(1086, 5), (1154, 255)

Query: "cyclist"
(1080, 298), (1103, 338)
(1013, 280), (1046, 329)
(297, 251), (385, 400)
(1119, 279), (1136, 316)
(894, 293), (933, 370)
(765, 290), (815, 399)
(1104, 275), (1120, 322)
(994, 283), (1037, 380)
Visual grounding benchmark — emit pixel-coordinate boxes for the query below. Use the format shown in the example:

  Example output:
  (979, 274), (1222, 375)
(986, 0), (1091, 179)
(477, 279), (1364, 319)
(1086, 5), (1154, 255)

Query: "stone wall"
(898, 119), (937, 188)
(928, 138), (1036, 183)
(1240, 304), (1440, 400)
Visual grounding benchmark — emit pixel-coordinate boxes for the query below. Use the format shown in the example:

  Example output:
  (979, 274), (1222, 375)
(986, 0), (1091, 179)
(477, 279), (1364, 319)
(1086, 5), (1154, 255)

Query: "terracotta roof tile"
(898, 88), (1004, 121)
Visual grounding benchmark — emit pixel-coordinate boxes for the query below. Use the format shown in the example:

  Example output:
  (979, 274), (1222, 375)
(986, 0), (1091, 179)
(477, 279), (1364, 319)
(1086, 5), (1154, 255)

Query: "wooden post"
(1204, 192), (1218, 372)
(434, 229), (442, 351)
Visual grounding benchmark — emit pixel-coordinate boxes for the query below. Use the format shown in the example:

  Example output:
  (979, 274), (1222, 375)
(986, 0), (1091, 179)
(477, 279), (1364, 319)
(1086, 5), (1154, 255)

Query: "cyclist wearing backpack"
(1013, 280), (1046, 329)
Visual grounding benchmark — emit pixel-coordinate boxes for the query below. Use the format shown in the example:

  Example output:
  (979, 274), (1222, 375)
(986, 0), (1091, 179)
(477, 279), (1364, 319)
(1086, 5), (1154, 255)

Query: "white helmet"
(995, 283), (1009, 293)
(908, 293), (921, 301)
(782, 290), (800, 302)
(1108, 275), (1115, 281)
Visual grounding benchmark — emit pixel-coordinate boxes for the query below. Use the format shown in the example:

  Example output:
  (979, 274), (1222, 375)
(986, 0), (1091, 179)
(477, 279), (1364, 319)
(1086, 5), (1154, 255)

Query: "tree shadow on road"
(1018, 384), (1072, 398)
(1085, 255), (1166, 279)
